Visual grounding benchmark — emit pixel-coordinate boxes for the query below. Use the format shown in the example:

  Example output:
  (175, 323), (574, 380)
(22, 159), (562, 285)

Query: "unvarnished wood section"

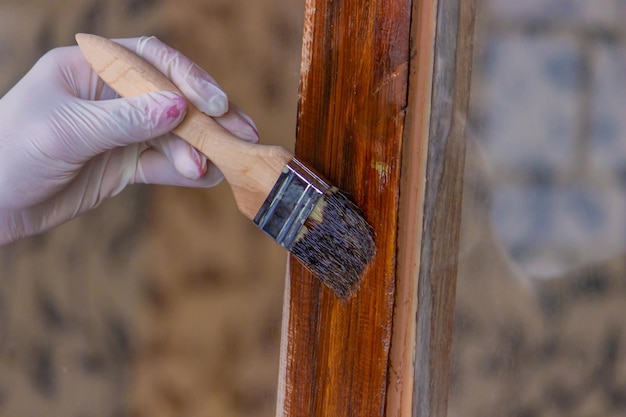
(387, 0), (476, 416)
(277, 0), (411, 415)
(386, 0), (438, 414)
(413, 1), (475, 416)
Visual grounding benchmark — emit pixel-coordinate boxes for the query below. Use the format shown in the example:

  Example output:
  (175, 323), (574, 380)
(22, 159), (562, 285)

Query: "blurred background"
(0, 0), (625, 417)
(0, 1), (302, 416)
(451, 0), (626, 416)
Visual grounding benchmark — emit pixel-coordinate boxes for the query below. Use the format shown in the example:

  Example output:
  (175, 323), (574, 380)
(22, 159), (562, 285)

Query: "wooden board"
(390, 0), (477, 416)
(276, 0), (476, 415)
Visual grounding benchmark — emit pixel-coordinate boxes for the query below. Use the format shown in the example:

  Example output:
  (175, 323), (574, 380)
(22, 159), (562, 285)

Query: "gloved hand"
(0, 36), (259, 245)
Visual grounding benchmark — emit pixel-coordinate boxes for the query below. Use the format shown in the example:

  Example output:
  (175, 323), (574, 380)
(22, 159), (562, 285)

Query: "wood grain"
(412, 1), (475, 416)
(386, 0), (438, 414)
(277, 0), (410, 415)
(277, 0), (475, 415)
(388, 0), (476, 416)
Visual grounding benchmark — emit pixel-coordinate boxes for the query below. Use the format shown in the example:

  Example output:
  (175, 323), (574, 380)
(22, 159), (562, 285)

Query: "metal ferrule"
(253, 158), (330, 250)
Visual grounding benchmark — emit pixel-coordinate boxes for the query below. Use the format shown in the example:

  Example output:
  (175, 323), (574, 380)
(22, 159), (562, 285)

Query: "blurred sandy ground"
(0, 1), (302, 416)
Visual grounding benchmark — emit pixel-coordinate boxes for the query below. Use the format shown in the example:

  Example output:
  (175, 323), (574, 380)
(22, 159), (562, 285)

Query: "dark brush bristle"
(291, 187), (375, 298)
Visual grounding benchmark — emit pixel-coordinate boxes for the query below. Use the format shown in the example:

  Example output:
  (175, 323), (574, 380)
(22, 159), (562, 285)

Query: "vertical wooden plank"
(413, 1), (475, 416)
(277, 0), (475, 416)
(387, 0), (476, 416)
(277, 0), (411, 415)
(386, 0), (438, 414)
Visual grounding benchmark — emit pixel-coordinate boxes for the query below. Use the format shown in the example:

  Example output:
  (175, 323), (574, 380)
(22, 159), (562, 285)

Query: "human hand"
(0, 36), (259, 245)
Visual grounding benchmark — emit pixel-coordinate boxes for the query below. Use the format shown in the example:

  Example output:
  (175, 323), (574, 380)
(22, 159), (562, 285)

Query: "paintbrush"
(75, 33), (374, 298)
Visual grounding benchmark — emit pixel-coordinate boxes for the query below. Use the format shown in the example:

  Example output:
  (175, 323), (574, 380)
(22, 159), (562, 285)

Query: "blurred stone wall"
(471, 0), (626, 279)
(451, 1), (626, 416)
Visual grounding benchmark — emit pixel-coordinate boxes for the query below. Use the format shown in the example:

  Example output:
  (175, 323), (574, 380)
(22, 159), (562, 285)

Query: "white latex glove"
(0, 36), (259, 245)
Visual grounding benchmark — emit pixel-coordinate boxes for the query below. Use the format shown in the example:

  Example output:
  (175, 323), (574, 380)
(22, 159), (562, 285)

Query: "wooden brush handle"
(75, 33), (292, 219)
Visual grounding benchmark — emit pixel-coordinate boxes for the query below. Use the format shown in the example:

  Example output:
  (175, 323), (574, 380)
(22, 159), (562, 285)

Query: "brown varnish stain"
(279, 0), (411, 416)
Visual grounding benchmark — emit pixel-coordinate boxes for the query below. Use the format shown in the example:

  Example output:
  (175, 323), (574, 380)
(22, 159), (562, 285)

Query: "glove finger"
(135, 148), (224, 188)
(113, 37), (260, 145)
(214, 102), (260, 144)
(147, 134), (210, 180)
(71, 91), (187, 157)
(114, 37), (228, 117)
(144, 103), (259, 182)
